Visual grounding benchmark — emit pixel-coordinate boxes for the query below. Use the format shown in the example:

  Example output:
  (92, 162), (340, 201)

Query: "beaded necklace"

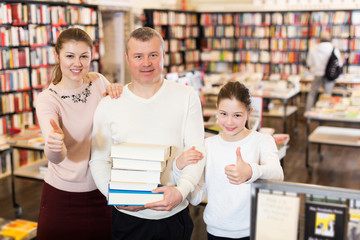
(49, 82), (92, 103)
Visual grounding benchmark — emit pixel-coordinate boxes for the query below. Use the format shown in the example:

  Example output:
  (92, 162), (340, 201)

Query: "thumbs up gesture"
(46, 119), (65, 152)
(224, 147), (252, 185)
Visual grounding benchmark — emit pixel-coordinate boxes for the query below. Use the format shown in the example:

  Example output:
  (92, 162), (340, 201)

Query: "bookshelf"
(143, 9), (200, 74)
(0, 1), (101, 136)
(350, 11), (360, 73)
(270, 11), (310, 74)
(309, 10), (351, 73)
(143, 9), (360, 75)
(196, 10), (359, 75)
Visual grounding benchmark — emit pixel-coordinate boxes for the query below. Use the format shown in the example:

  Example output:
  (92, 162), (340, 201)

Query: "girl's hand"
(224, 147), (252, 185)
(104, 83), (123, 98)
(46, 119), (64, 152)
(176, 146), (203, 170)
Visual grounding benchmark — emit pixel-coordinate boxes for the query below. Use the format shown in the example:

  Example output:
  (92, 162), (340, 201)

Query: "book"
(304, 200), (348, 240)
(110, 142), (171, 162)
(108, 188), (163, 206)
(0, 219), (37, 240)
(255, 192), (300, 240)
(112, 158), (167, 172)
(347, 208), (360, 240)
(109, 182), (159, 191)
(110, 169), (161, 184)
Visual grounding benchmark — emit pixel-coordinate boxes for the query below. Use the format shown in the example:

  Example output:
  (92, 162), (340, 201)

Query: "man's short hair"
(125, 27), (165, 54)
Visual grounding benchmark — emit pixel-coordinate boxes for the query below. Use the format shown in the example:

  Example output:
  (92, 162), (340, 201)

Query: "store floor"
(1, 116), (359, 239)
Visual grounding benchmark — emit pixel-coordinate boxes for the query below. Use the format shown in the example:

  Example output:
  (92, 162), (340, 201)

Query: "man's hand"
(145, 186), (183, 211)
(224, 147), (252, 185)
(46, 119), (64, 152)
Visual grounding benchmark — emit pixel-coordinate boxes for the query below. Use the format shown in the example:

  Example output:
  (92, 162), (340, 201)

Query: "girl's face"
(217, 98), (252, 142)
(55, 40), (91, 87)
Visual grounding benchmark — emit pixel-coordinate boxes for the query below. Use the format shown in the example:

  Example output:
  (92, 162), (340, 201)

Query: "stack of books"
(108, 142), (171, 206)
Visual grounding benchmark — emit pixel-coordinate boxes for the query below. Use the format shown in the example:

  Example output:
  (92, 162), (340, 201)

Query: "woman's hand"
(46, 119), (64, 152)
(104, 83), (123, 98)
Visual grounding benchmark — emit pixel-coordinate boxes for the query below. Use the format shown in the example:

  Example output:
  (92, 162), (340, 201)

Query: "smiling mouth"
(225, 127), (236, 131)
(71, 69), (82, 73)
(141, 69), (154, 73)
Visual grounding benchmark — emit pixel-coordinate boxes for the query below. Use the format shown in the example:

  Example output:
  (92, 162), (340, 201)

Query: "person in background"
(90, 27), (205, 240)
(35, 27), (122, 240)
(305, 31), (343, 112)
(174, 81), (284, 240)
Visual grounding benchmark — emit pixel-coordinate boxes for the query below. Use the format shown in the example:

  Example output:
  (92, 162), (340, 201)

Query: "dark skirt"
(36, 182), (112, 240)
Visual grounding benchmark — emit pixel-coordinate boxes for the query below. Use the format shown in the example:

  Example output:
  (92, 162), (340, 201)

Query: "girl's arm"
(248, 134), (284, 182)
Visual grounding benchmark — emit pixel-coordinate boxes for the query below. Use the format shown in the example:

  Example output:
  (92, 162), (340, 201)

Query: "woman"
(35, 28), (121, 240)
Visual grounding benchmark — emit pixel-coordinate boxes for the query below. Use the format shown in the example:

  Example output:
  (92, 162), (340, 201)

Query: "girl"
(35, 28), (122, 240)
(174, 81), (284, 240)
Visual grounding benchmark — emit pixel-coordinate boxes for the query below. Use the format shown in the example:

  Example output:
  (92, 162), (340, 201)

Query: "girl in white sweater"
(174, 81), (284, 240)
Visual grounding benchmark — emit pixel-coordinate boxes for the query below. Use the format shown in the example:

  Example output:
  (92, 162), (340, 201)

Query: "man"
(305, 31), (343, 112)
(89, 27), (205, 240)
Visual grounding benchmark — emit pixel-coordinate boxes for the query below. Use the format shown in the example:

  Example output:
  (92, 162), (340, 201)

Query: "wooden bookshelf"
(143, 9), (200, 74)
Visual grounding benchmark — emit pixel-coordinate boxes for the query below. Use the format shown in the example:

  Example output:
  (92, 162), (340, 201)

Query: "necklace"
(49, 82), (92, 103)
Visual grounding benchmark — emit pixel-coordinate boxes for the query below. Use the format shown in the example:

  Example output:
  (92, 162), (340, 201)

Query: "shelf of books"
(143, 9), (200, 74)
(251, 179), (360, 240)
(156, 9), (359, 76)
(0, 1), (101, 136)
(309, 10), (351, 73)
(270, 11), (310, 75)
(350, 11), (360, 74)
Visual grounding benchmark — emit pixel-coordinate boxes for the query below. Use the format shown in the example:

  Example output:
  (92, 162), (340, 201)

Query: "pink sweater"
(35, 73), (109, 192)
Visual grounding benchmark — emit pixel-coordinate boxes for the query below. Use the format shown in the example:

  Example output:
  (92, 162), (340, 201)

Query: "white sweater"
(306, 41), (343, 77)
(184, 132), (284, 238)
(90, 80), (205, 220)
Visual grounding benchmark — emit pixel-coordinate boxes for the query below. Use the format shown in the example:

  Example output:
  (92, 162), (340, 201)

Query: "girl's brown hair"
(51, 28), (93, 84)
(217, 81), (252, 111)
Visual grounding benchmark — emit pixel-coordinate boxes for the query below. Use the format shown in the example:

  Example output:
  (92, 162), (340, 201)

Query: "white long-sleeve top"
(181, 132), (284, 238)
(306, 41), (343, 77)
(90, 80), (205, 220)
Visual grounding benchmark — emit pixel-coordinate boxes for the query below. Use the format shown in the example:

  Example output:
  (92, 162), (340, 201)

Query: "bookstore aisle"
(1, 117), (360, 239)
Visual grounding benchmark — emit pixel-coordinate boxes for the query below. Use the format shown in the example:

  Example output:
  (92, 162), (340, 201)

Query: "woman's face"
(55, 40), (92, 86)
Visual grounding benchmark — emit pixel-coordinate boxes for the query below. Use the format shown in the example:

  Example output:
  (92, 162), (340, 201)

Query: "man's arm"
(175, 89), (206, 199)
(89, 98), (113, 198)
(146, 88), (206, 211)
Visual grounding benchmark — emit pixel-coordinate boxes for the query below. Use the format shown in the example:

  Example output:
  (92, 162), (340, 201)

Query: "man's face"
(125, 36), (165, 85)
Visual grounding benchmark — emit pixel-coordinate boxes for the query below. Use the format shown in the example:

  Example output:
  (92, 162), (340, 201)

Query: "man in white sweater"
(90, 27), (205, 239)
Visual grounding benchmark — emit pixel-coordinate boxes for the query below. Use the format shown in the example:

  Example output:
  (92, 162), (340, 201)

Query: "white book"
(110, 169), (161, 184)
(110, 142), (171, 162)
(109, 182), (159, 191)
(108, 188), (163, 206)
(112, 158), (167, 172)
